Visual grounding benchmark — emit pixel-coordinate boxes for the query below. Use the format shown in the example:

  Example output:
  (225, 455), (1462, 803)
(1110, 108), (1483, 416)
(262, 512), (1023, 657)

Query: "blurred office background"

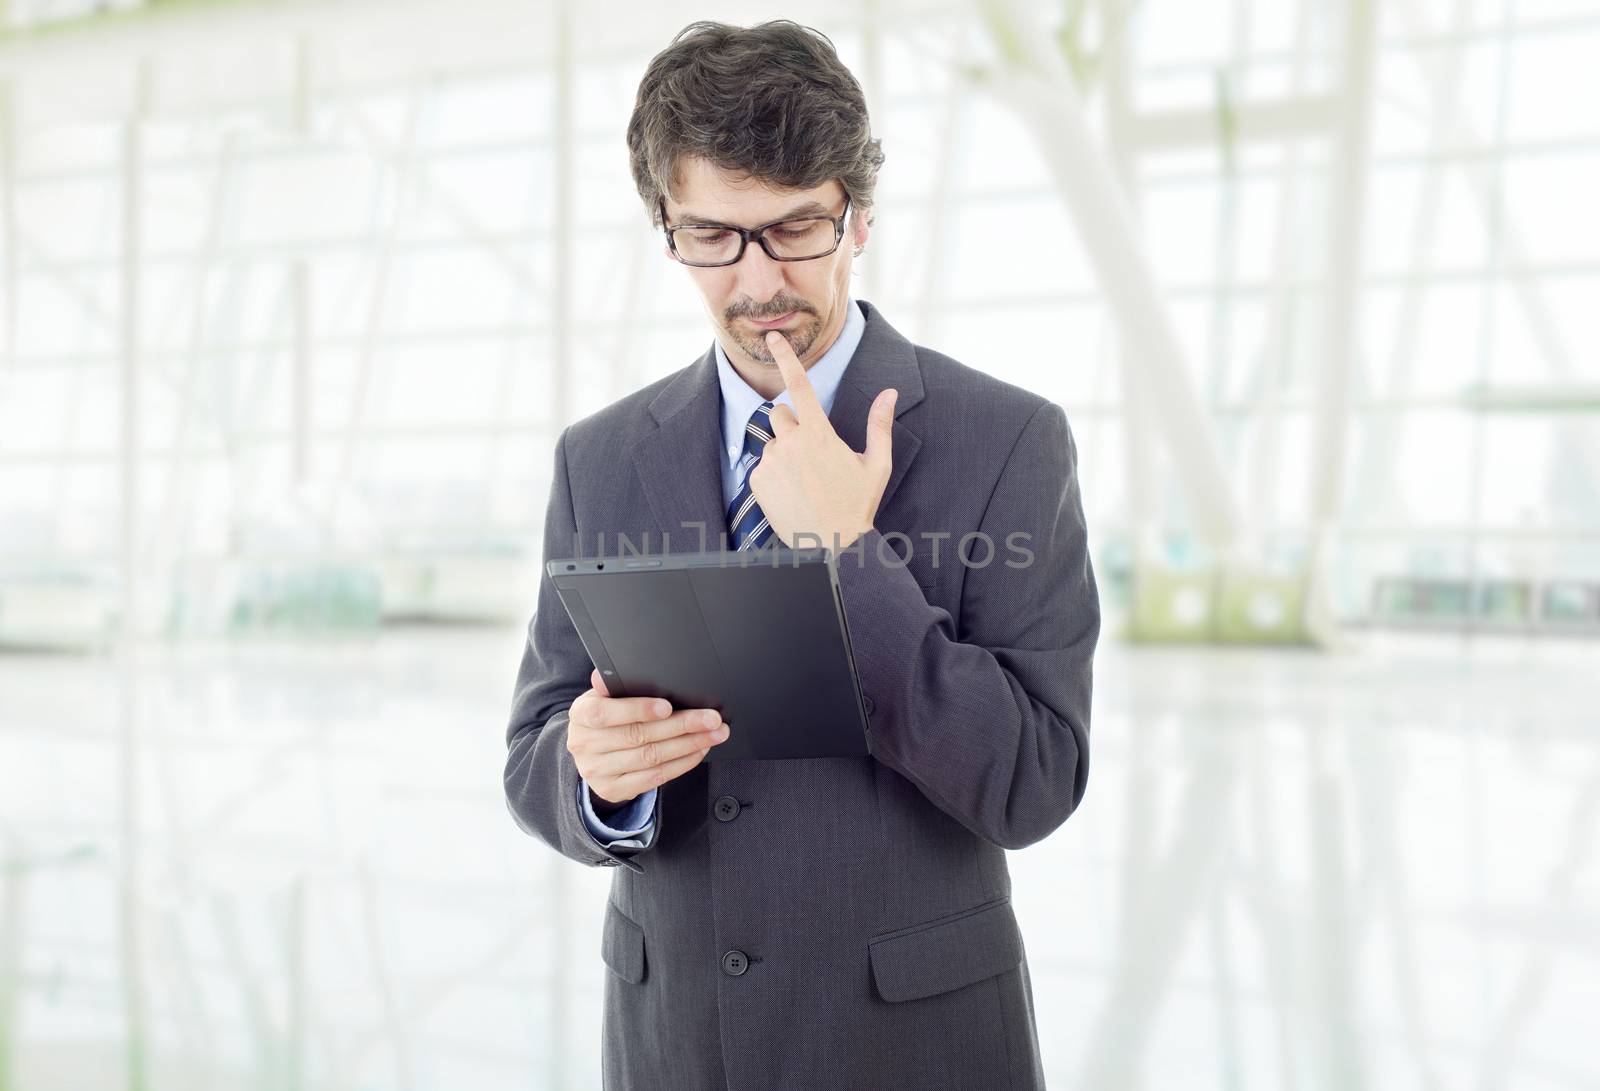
(0, 0), (1596, 1087)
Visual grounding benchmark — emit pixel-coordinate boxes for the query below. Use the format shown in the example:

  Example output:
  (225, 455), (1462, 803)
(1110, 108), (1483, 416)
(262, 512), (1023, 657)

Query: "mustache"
(726, 298), (814, 322)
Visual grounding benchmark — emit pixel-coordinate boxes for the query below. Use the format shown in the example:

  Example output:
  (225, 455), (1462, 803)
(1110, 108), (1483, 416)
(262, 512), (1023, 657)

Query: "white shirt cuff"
(578, 777), (657, 841)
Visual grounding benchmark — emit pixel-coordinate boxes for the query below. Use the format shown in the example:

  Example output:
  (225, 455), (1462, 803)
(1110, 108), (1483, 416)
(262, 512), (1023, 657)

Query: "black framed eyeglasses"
(661, 197), (852, 268)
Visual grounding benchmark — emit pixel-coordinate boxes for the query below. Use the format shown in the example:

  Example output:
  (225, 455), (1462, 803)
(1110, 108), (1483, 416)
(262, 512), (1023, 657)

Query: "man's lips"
(747, 311), (797, 329)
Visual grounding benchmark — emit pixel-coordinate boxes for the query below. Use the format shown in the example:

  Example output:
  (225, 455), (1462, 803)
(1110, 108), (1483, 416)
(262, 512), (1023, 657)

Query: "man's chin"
(736, 318), (817, 363)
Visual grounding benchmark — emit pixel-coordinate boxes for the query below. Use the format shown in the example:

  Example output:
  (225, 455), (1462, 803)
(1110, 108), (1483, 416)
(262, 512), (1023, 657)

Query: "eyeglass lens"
(671, 217), (837, 265)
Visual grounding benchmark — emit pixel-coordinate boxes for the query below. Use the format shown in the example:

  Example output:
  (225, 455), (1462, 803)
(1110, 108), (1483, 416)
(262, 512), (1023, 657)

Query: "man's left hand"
(749, 328), (897, 551)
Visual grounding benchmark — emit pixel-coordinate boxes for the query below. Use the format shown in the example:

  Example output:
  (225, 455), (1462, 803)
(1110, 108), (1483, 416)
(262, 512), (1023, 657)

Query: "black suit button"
(713, 795), (741, 822)
(721, 949), (749, 976)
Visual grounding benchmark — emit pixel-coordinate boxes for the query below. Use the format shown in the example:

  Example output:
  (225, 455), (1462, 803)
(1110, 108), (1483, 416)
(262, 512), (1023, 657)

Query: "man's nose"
(730, 239), (788, 302)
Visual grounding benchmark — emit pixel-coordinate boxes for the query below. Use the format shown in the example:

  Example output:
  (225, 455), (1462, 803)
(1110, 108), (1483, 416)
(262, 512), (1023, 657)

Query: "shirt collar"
(714, 297), (865, 468)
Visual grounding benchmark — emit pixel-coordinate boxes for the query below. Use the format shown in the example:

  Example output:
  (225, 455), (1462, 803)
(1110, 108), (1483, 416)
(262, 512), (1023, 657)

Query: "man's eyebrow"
(673, 200), (832, 225)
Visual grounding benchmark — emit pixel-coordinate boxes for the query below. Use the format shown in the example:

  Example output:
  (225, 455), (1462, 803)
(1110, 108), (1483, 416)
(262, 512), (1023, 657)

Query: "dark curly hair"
(626, 19), (885, 230)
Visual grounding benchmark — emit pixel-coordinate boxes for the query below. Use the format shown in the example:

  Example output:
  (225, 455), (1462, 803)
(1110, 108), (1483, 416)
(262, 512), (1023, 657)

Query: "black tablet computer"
(546, 548), (869, 761)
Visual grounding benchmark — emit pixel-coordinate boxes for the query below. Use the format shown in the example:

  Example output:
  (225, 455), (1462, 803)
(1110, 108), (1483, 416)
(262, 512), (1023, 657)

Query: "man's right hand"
(567, 667), (730, 806)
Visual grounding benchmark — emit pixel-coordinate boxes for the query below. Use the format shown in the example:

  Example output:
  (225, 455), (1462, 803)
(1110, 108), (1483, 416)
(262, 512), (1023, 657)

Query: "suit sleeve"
(503, 427), (662, 873)
(833, 400), (1099, 850)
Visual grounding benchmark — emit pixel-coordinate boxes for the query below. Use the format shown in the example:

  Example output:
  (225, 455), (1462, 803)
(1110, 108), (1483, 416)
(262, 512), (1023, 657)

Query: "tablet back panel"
(548, 553), (869, 761)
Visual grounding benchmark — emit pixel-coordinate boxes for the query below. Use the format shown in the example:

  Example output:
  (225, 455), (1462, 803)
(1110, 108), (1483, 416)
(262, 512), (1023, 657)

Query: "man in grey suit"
(504, 19), (1099, 1090)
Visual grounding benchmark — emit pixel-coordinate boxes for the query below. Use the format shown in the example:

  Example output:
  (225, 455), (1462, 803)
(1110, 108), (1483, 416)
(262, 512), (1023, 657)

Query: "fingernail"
(656, 700), (671, 717)
(702, 711), (719, 729)
(712, 725), (730, 740)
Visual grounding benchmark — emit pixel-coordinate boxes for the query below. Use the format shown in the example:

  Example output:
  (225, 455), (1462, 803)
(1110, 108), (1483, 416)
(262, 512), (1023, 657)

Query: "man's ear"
(852, 208), (870, 255)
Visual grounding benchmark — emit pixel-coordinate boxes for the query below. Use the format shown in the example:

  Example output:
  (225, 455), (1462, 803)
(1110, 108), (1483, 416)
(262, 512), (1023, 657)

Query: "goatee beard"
(733, 311), (818, 364)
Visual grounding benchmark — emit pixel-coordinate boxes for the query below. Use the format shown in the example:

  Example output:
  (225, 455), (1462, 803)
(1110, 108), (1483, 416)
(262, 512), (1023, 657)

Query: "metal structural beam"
(1390, 0), (1600, 534)
(975, 0), (1247, 553)
(1240, 0), (1317, 550)
(318, 84), (428, 544)
(977, 0), (1390, 645)
(551, 0), (572, 426)
(1302, 0), (1378, 646)
(116, 57), (152, 1091)
(858, 0), (883, 306)
(1097, 0), (1163, 573)
(911, 20), (967, 345)
(0, 76), (14, 380)
(1128, 95), (1340, 152)
(548, 7), (576, 1091)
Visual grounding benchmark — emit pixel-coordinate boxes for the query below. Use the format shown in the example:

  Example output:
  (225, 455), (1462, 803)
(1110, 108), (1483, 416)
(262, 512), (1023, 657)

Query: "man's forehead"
(666, 166), (843, 224)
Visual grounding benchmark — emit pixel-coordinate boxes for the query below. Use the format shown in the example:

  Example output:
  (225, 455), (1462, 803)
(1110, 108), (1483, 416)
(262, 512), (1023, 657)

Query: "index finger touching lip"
(765, 330), (825, 424)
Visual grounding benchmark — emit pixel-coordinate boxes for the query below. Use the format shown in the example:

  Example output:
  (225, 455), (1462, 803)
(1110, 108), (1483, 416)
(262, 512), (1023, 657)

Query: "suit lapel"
(629, 345), (730, 550)
(629, 299), (926, 551)
(826, 299), (925, 519)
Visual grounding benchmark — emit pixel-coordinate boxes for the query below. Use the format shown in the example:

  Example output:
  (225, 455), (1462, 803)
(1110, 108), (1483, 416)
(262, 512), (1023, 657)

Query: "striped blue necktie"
(726, 400), (776, 552)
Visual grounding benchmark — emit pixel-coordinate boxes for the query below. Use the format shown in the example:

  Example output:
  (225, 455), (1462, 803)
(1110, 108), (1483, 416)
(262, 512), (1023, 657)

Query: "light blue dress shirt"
(577, 297), (867, 848)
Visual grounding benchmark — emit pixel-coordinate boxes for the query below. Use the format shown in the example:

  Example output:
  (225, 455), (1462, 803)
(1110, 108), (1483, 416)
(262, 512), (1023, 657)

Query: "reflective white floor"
(1, 627), (1595, 1090)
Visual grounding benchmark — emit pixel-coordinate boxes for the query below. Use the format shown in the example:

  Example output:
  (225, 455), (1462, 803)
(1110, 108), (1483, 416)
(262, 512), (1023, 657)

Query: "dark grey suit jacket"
(504, 299), (1099, 1090)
